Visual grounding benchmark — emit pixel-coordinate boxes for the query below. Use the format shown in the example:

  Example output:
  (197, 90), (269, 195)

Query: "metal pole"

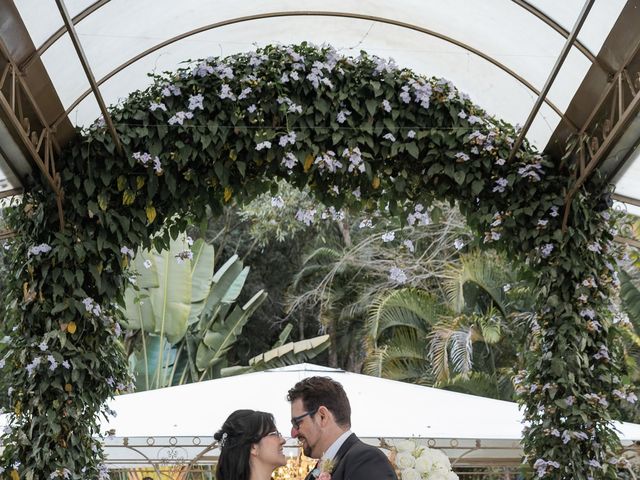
(55, 0), (122, 155)
(507, 0), (595, 162)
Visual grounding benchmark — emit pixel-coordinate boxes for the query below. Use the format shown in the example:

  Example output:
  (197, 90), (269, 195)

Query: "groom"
(288, 376), (398, 480)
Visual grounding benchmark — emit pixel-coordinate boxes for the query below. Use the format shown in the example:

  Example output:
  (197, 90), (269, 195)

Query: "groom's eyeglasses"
(291, 408), (318, 429)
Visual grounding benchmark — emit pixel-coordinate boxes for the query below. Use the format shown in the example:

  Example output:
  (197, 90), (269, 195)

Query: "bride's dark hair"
(214, 409), (277, 480)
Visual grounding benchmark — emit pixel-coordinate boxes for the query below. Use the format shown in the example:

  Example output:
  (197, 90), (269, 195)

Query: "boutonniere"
(317, 458), (334, 480)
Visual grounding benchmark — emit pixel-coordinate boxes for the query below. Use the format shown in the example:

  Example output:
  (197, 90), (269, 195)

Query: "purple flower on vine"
(295, 209), (316, 226)
(279, 132), (296, 147)
(255, 141), (272, 151)
(149, 102), (167, 112)
(26, 357), (42, 376)
(238, 87), (252, 100)
(593, 345), (610, 361)
(161, 84), (181, 97)
(383, 133), (396, 142)
(188, 94), (204, 111)
(359, 218), (373, 229)
(47, 355), (57, 371)
(281, 153), (297, 170)
(168, 111), (194, 125)
(407, 130), (416, 139)
(381, 232), (395, 243)
(399, 85), (411, 103)
(403, 239), (415, 253)
(343, 147), (364, 173)
(580, 308), (595, 320)
(271, 196), (285, 209)
(389, 267), (407, 284)
(28, 243), (52, 256)
(314, 151), (342, 173)
(540, 243), (554, 257)
(215, 65), (234, 80)
(336, 110), (351, 124)
(587, 242), (601, 253)
(193, 62), (214, 77)
(247, 104), (257, 113)
(493, 178), (508, 193)
(218, 84), (236, 100)
(382, 100), (392, 112)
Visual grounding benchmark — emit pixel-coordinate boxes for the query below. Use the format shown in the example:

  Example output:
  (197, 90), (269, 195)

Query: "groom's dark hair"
(287, 376), (351, 428)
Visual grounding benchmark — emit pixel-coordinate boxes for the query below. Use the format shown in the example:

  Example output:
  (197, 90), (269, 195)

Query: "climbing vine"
(0, 43), (634, 479)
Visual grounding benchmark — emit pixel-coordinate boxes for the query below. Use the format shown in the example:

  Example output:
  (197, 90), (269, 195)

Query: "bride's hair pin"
(220, 431), (228, 447)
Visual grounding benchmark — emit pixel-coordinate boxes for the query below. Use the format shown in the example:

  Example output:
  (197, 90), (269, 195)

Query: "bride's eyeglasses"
(264, 430), (283, 439)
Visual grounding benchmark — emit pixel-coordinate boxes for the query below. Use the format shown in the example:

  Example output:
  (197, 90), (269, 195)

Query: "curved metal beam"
(31, 1), (601, 73)
(51, 11), (576, 130)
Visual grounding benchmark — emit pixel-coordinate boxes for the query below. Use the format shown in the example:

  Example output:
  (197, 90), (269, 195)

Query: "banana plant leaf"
(196, 290), (267, 371)
(220, 334), (330, 377)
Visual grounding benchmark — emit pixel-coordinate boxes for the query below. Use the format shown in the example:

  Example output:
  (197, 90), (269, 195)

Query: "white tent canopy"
(101, 363), (640, 467)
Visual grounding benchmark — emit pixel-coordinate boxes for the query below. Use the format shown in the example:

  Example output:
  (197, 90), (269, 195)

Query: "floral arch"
(0, 43), (632, 479)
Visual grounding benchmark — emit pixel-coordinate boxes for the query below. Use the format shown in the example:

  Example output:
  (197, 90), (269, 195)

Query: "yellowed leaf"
(372, 176), (381, 189)
(224, 186), (233, 203)
(64, 383), (73, 393)
(136, 176), (145, 190)
(304, 154), (314, 173)
(122, 190), (136, 206)
(146, 205), (157, 224)
(67, 322), (77, 334)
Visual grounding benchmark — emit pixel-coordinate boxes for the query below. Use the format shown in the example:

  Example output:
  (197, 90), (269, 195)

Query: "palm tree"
(287, 205), (467, 372)
(364, 251), (533, 400)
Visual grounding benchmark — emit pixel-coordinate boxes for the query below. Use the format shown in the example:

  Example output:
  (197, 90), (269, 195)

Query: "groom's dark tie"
(304, 461), (320, 480)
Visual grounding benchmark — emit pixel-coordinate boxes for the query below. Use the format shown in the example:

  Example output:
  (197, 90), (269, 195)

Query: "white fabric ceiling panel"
(39, 33), (89, 110)
(13, 0), (96, 47)
(32, 1), (605, 123)
(528, 0), (626, 54)
(69, 16), (561, 148)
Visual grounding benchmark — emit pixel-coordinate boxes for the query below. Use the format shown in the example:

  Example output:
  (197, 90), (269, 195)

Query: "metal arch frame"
(506, 0), (594, 162)
(561, 38), (640, 230)
(26, 0), (603, 72)
(48, 10), (577, 131)
(0, 39), (65, 230)
(54, 0), (122, 155)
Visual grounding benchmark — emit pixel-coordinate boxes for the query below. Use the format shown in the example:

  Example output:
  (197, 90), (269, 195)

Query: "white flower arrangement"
(389, 440), (458, 480)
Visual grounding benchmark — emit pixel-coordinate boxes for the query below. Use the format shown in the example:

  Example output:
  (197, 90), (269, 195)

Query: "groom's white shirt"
(322, 429), (352, 463)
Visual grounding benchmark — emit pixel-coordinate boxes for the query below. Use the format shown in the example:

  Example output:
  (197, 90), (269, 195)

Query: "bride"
(214, 409), (287, 480)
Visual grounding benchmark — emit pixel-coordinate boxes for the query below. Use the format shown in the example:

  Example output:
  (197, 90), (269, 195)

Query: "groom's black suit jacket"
(308, 433), (398, 480)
